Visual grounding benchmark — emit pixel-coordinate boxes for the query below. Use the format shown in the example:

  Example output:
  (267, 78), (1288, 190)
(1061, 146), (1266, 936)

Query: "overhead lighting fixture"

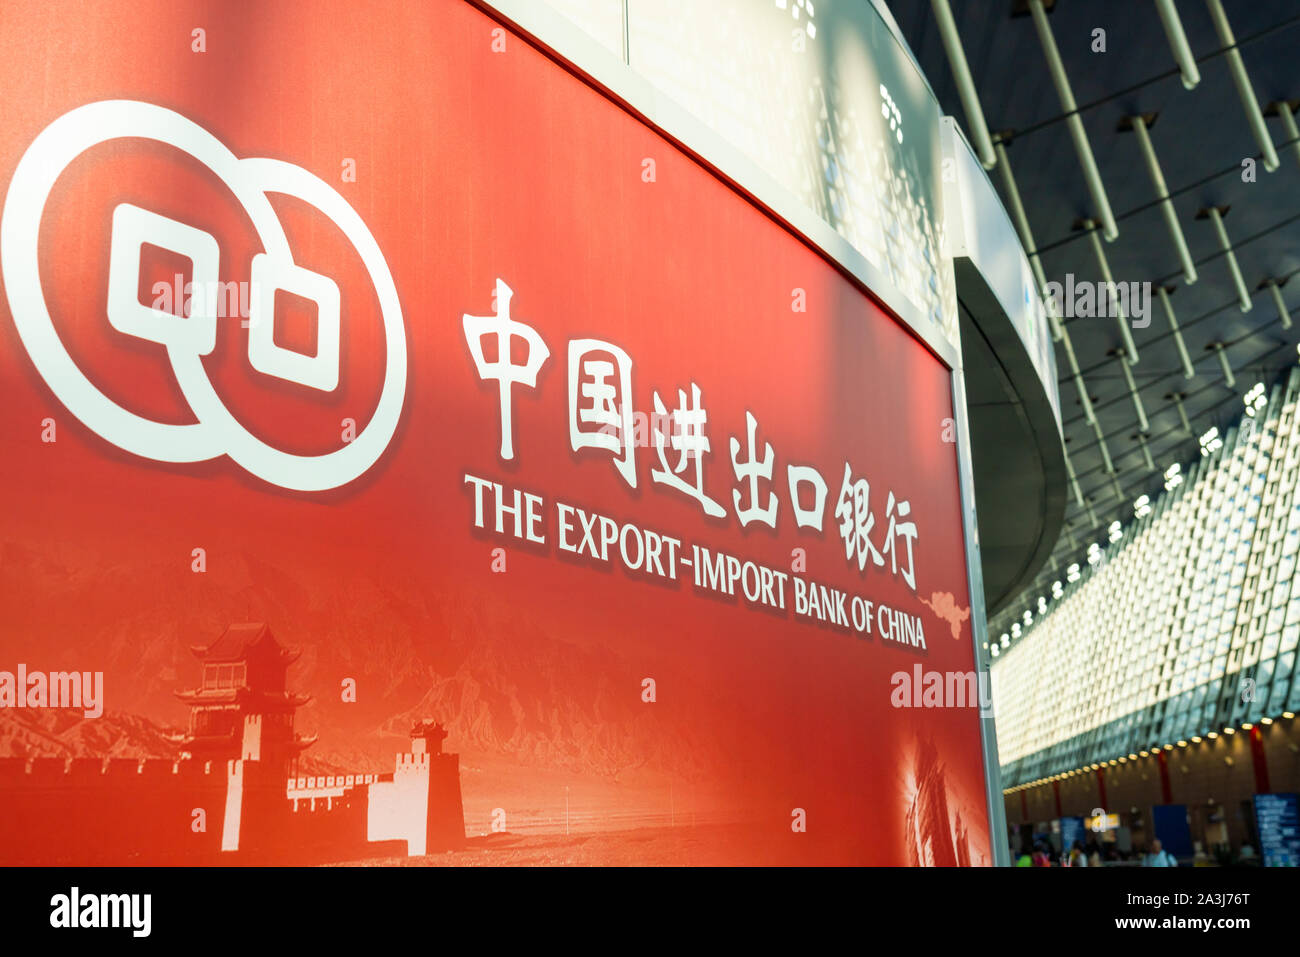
(1154, 0), (1200, 90)
(1244, 382), (1266, 417)
(1108, 520), (1123, 543)
(1265, 278), (1292, 329)
(1199, 209), (1252, 314)
(1087, 542), (1103, 566)
(1134, 494), (1152, 518)
(1199, 427), (1222, 456)
(1027, 1), (1119, 241)
(930, 0), (996, 168)
(1164, 462), (1183, 491)
(1205, 0), (1280, 172)
(1051, 580), (1064, 599)
(1067, 562), (1081, 583)
(1125, 115), (1197, 283)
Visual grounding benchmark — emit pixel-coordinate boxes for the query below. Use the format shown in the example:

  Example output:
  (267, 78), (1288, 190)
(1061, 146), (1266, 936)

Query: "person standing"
(1142, 839), (1177, 867)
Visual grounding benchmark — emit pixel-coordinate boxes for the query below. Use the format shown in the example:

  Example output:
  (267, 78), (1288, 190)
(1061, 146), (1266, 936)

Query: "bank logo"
(1, 100), (406, 491)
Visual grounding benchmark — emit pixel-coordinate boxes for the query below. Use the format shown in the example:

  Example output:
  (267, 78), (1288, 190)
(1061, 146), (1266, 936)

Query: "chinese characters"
(461, 278), (919, 591)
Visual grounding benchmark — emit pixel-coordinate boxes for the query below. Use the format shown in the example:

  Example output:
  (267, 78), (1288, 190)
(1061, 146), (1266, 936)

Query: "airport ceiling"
(890, 0), (1300, 636)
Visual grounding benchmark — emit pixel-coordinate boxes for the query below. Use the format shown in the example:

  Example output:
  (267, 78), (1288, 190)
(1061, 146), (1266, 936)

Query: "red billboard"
(0, 0), (990, 864)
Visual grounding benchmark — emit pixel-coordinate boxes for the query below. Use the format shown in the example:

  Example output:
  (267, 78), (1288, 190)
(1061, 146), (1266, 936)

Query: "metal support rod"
(1063, 445), (1085, 507)
(994, 139), (1061, 340)
(1214, 342), (1236, 388)
(1130, 115), (1197, 284)
(1060, 328), (1096, 425)
(1271, 100), (1300, 170)
(1206, 207), (1252, 312)
(1171, 393), (1194, 437)
(1093, 419), (1115, 475)
(1269, 280), (1293, 330)
(1118, 351), (1149, 432)
(1028, 0), (1119, 240)
(1086, 223), (1140, 363)
(1206, 0), (1280, 172)
(1157, 287), (1196, 380)
(1155, 0), (1201, 90)
(932, 0), (997, 169)
(1001, 142), (1096, 421)
(1137, 434), (1156, 473)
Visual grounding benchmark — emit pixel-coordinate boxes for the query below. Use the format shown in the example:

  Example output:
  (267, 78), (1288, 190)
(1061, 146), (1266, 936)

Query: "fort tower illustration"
(0, 624), (465, 865)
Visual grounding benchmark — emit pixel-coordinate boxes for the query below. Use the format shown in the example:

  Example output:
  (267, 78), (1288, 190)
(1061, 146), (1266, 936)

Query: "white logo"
(1, 100), (406, 491)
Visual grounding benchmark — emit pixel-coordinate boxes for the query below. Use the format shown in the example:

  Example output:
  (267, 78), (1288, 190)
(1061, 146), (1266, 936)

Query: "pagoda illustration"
(174, 623), (317, 768)
(0, 623), (465, 865)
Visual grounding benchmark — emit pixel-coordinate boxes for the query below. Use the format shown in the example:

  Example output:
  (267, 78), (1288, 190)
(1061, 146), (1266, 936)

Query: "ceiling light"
(1164, 462), (1183, 491)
